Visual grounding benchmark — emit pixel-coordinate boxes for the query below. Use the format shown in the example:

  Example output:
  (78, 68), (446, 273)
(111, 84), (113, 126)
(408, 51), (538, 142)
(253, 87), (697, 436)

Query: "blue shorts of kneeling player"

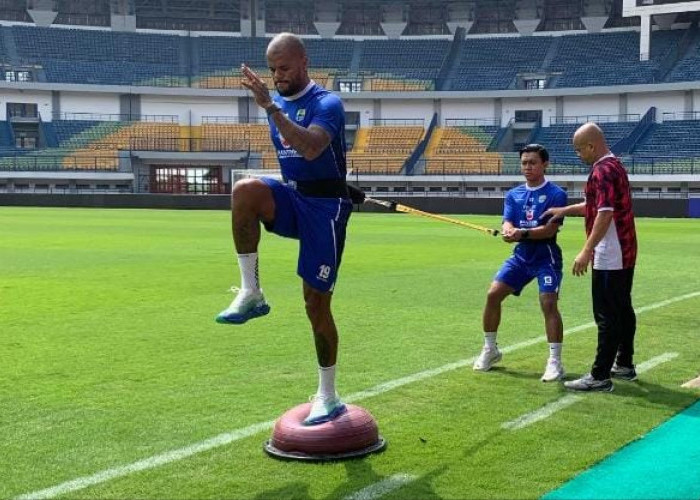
(495, 256), (563, 296)
(261, 177), (353, 293)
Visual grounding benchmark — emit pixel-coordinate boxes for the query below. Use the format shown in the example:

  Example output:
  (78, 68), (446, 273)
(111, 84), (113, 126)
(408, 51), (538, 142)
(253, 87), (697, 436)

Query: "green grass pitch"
(1, 207), (699, 499)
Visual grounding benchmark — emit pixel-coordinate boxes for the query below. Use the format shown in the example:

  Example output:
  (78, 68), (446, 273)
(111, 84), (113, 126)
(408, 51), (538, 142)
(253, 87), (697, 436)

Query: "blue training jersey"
(268, 81), (346, 182)
(503, 180), (568, 265)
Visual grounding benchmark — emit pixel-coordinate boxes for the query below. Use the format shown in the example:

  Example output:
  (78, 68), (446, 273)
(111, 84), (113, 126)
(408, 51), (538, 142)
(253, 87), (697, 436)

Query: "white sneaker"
(473, 346), (502, 371)
(303, 393), (347, 426)
(541, 358), (565, 382)
(215, 287), (270, 324)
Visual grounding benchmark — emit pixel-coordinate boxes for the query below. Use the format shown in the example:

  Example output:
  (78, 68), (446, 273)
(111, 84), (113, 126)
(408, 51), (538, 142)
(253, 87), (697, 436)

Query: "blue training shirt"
(268, 81), (346, 182)
(503, 180), (568, 266)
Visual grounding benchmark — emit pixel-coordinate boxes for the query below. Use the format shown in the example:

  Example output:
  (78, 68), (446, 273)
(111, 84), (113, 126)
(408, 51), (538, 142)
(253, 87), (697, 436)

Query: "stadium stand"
(265, 0), (317, 35)
(537, 0), (585, 32)
(402, 2), (451, 36)
(547, 30), (685, 88)
(304, 39), (355, 70)
(134, 0), (239, 31)
(60, 121), (180, 169)
(0, 119), (181, 170)
(452, 36), (552, 91)
(667, 28), (700, 82)
(528, 120), (640, 171)
(470, 0), (517, 34)
(54, 0), (110, 27)
(200, 123), (272, 154)
(0, 0), (32, 22)
(11, 25), (186, 86)
(198, 37), (268, 74)
(337, 3), (384, 36)
(359, 39), (449, 85)
(196, 37), (351, 88)
(634, 118), (700, 156)
(0, 27), (7, 63)
(1, 2), (699, 194)
(424, 125), (503, 174)
(604, 0), (641, 28)
(4, 24), (700, 90)
(348, 125), (424, 174)
(52, 120), (127, 149)
(197, 69), (334, 90)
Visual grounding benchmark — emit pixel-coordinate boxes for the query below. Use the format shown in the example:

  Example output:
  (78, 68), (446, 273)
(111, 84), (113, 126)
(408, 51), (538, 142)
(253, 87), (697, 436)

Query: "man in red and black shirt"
(543, 122), (637, 392)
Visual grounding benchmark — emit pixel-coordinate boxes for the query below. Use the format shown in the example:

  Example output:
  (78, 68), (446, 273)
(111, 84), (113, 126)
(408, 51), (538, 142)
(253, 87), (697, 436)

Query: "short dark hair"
(519, 143), (549, 163)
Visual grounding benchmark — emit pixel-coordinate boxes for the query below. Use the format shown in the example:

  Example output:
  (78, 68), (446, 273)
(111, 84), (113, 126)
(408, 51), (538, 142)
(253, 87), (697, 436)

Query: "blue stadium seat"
(12, 26), (185, 85)
(529, 121), (638, 166)
(0, 26), (7, 64)
(3, 25), (697, 91)
(667, 31), (700, 83)
(452, 37), (552, 91)
(359, 40), (450, 81)
(633, 120), (700, 156)
(548, 31), (683, 88)
(198, 37), (353, 74)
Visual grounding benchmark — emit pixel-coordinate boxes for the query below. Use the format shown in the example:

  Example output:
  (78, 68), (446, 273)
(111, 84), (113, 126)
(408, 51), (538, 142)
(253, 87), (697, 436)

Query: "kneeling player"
(473, 144), (568, 382)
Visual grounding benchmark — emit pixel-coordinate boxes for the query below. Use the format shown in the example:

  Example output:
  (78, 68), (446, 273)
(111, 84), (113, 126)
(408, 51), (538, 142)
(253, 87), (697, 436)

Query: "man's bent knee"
(486, 282), (511, 304)
(233, 178), (268, 199)
(232, 179), (275, 220)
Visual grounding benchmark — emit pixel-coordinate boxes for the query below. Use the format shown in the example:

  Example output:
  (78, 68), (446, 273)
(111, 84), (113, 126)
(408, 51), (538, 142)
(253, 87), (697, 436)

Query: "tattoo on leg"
(313, 329), (338, 367)
(233, 220), (260, 254)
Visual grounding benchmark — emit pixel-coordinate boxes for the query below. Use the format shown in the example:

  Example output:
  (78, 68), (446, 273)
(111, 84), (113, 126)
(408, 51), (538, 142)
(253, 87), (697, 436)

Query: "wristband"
(265, 103), (281, 116)
(520, 229), (530, 240)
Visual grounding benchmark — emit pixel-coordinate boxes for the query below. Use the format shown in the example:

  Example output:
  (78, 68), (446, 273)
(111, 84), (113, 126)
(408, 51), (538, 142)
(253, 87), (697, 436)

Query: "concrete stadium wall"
(60, 92), (120, 118)
(3, 83), (696, 126)
(0, 194), (691, 217)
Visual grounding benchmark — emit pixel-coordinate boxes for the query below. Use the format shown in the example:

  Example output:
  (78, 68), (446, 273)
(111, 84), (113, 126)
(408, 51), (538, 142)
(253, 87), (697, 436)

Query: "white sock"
(549, 342), (562, 361)
(484, 332), (497, 350)
(237, 253), (260, 292)
(317, 365), (336, 399)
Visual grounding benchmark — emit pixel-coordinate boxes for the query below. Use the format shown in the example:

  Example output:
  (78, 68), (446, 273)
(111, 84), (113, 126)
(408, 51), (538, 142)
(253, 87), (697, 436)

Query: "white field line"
(342, 474), (417, 500)
(502, 395), (583, 430)
(16, 292), (700, 500)
(502, 352), (679, 431)
(635, 352), (679, 373)
(682, 376), (700, 389)
(15, 422), (274, 500)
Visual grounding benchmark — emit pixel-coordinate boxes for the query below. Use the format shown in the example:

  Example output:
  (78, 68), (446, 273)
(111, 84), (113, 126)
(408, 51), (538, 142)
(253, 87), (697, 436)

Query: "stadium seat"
(425, 125), (503, 174)
(347, 125), (424, 174)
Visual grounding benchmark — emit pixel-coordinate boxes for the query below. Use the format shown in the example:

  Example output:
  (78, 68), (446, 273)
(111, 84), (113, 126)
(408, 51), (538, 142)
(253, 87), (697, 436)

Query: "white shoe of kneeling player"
(541, 357), (566, 382)
(473, 346), (502, 371)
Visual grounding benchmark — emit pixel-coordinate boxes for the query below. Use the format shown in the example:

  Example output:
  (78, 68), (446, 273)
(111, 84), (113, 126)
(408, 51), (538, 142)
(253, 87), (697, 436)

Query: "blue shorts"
(495, 256), (563, 296)
(262, 178), (352, 292)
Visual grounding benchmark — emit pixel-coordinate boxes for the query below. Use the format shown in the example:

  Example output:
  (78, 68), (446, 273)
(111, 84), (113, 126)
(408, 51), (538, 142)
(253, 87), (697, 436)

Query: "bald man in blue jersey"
(216, 33), (352, 425)
(473, 144), (568, 382)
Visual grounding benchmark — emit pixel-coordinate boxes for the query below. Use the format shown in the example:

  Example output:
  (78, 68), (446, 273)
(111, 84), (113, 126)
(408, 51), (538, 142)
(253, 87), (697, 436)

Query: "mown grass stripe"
(502, 395), (583, 430)
(502, 352), (678, 431)
(342, 474), (416, 500)
(15, 294), (698, 500)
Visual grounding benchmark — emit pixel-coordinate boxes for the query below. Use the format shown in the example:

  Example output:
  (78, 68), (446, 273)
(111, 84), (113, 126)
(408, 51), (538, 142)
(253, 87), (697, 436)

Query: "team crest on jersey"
(539, 194), (547, 203)
(295, 109), (306, 122)
(526, 209), (534, 221)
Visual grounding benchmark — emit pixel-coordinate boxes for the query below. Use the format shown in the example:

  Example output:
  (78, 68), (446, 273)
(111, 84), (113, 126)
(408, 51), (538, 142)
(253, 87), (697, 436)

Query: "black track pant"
(590, 267), (636, 380)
